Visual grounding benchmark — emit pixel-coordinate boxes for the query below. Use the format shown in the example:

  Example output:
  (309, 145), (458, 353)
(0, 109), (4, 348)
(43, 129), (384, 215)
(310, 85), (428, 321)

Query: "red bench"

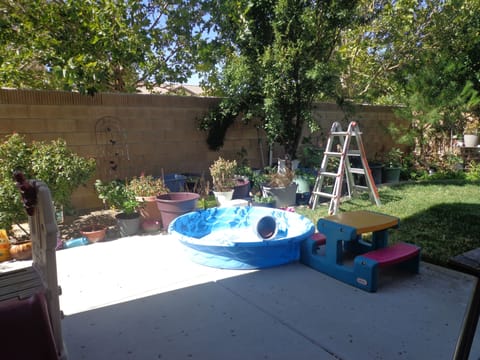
(311, 232), (327, 247)
(354, 242), (421, 291)
(361, 242), (420, 267)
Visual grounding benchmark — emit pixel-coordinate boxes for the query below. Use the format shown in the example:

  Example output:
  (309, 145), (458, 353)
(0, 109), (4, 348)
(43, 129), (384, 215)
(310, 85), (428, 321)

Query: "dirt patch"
(12, 209), (122, 244)
(58, 209), (119, 241)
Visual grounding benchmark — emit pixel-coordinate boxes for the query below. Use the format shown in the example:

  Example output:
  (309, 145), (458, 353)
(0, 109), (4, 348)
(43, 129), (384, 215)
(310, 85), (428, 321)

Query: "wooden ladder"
(309, 121), (381, 215)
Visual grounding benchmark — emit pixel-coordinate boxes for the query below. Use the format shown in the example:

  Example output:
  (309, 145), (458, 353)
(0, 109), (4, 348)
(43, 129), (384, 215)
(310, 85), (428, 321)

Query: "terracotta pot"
(10, 240), (32, 260)
(136, 195), (163, 227)
(141, 219), (161, 233)
(80, 225), (107, 243)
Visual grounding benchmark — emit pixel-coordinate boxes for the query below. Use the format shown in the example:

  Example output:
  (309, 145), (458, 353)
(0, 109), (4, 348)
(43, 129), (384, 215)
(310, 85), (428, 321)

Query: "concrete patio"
(56, 233), (480, 360)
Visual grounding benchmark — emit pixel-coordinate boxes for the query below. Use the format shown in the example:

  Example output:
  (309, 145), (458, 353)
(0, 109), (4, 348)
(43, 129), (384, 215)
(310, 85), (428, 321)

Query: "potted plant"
(382, 148), (403, 183)
(156, 191), (200, 230)
(94, 179), (141, 237)
(127, 174), (168, 232)
(80, 223), (107, 243)
(251, 194), (275, 208)
(463, 117), (479, 148)
(261, 162), (298, 208)
(209, 157), (237, 206)
(293, 168), (316, 205)
(231, 147), (253, 200)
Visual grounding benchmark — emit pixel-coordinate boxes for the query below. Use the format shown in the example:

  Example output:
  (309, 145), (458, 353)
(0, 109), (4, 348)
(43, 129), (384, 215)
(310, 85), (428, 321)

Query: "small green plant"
(294, 169), (317, 188)
(127, 174), (168, 197)
(297, 136), (324, 169)
(384, 148), (404, 168)
(235, 147), (255, 178)
(253, 194), (275, 204)
(209, 157), (237, 191)
(466, 161), (480, 181)
(94, 179), (139, 214)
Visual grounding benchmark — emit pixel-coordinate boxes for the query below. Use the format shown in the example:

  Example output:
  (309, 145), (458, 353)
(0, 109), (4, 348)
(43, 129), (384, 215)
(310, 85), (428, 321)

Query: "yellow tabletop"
(324, 210), (399, 235)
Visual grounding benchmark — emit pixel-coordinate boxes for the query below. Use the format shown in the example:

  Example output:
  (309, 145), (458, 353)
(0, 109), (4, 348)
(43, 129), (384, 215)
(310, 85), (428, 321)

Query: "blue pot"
(164, 173), (187, 192)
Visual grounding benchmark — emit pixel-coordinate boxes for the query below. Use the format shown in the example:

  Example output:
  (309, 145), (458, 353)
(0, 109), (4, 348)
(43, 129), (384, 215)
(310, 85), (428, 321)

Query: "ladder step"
(353, 185), (369, 191)
(349, 168), (365, 175)
(324, 151), (342, 156)
(312, 191), (335, 199)
(331, 131), (355, 136)
(320, 172), (339, 177)
(347, 150), (361, 156)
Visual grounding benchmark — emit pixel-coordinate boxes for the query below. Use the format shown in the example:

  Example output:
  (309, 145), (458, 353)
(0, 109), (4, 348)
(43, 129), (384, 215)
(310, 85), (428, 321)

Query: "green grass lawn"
(296, 180), (480, 267)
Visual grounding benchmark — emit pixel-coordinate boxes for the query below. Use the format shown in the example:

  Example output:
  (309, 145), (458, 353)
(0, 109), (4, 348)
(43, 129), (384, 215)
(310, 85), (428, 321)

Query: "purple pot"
(232, 178), (250, 199)
(156, 192), (200, 230)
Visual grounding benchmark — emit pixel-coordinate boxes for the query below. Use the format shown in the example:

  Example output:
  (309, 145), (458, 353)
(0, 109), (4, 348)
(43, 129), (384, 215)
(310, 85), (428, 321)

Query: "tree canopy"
(199, 0), (358, 159)
(337, 0), (480, 162)
(0, 0), (209, 94)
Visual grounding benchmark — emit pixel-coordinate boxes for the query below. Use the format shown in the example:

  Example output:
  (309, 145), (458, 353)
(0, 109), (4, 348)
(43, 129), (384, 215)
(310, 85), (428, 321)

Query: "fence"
(0, 89), (404, 210)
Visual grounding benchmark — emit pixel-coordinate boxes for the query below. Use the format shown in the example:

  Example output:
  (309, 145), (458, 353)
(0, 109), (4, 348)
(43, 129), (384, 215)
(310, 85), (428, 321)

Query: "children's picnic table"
(300, 210), (420, 292)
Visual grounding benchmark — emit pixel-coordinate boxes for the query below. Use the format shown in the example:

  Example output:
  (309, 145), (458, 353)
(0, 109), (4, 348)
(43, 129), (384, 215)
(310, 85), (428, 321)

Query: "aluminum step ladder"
(309, 121), (381, 215)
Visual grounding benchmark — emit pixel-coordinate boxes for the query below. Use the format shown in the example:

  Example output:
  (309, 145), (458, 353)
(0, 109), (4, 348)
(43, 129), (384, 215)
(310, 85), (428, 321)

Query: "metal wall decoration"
(95, 117), (130, 180)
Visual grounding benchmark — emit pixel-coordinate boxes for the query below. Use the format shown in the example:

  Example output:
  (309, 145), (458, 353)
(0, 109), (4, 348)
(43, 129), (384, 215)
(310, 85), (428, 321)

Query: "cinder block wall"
(0, 89), (404, 211)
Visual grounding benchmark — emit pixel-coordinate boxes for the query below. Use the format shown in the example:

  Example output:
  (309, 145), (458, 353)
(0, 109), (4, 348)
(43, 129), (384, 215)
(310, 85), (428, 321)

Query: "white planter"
(213, 190), (234, 206)
(463, 134), (479, 148)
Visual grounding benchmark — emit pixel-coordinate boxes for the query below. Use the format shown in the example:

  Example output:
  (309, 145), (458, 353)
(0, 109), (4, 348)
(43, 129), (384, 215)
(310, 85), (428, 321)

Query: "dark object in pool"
(256, 216), (277, 239)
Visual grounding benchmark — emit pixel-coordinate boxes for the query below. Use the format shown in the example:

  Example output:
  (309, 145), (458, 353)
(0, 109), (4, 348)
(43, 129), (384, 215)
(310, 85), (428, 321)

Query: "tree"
(0, 0), (209, 94)
(199, 0), (359, 160)
(338, 0), (480, 164)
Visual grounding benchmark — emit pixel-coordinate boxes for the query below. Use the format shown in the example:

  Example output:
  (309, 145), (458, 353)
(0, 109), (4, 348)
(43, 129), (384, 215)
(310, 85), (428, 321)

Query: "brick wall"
(0, 89), (404, 211)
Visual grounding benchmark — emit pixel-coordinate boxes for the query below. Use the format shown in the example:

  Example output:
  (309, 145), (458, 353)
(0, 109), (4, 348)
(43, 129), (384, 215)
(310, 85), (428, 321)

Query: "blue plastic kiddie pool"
(169, 206), (314, 269)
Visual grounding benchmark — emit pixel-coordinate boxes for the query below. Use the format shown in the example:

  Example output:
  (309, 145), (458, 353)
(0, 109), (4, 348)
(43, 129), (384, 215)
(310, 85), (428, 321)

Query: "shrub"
(31, 138), (96, 207)
(127, 174), (168, 197)
(466, 161), (480, 181)
(209, 157), (237, 191)
(0, 134), (96, 234)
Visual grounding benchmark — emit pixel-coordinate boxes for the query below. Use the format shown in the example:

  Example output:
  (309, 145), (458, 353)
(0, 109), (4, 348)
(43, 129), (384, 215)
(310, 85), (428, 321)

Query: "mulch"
(11, 209), (120, 244)
(58, 209), (119, 242)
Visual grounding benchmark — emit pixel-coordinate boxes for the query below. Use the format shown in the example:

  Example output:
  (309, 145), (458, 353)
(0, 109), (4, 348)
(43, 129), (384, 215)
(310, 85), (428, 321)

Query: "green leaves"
(202, 0), (358, 158)
(0, 0), (208, 93)
(94, 179), (138, 214)
(0, 134), (96, 232)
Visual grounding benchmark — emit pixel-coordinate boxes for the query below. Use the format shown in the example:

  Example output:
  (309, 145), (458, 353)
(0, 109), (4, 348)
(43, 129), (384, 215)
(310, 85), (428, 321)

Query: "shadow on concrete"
(62, 261), (480, 360)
